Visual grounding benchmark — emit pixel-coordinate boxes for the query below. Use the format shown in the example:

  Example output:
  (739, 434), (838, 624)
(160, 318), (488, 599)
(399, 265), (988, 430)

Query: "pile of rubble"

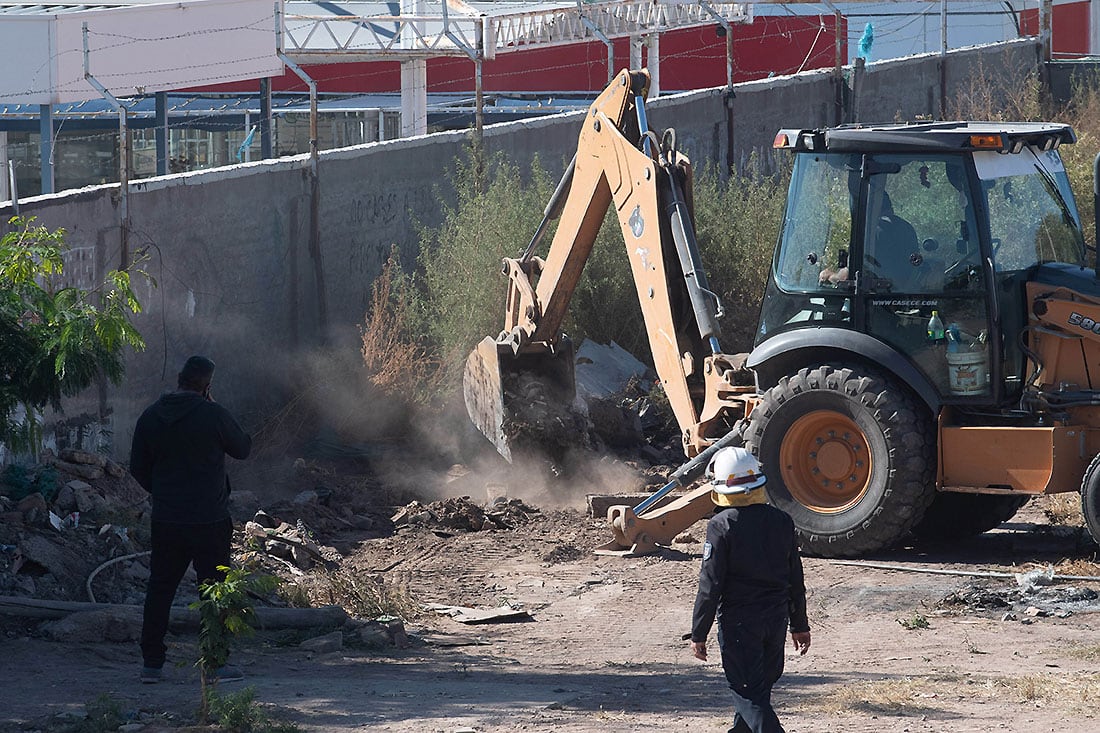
(390, 496), (540, 532)
(0, 449), (150, 604)
(938, 568), (1100, 620)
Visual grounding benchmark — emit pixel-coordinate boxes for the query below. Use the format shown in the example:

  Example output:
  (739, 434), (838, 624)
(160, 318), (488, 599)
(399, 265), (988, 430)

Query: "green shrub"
(209, 686), (301, 733)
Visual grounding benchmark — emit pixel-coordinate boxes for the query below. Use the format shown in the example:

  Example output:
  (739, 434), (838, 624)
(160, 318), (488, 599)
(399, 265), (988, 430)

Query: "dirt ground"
(2, 477), (1099, 733)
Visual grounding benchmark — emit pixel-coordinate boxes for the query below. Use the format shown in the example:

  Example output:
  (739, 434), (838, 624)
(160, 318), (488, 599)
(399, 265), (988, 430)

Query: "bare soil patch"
(2, 452), (1099, 732)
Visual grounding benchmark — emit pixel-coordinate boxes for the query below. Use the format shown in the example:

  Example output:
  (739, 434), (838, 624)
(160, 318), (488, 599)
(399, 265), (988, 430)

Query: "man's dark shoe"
(140, 666), (163, 684)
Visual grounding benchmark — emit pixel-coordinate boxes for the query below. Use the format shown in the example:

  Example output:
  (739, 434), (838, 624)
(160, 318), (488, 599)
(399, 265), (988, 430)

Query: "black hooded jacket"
(130, 391), (251, 523)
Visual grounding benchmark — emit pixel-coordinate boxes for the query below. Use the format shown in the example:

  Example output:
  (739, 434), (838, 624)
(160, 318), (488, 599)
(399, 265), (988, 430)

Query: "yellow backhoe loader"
(464, 68), (1100, 558)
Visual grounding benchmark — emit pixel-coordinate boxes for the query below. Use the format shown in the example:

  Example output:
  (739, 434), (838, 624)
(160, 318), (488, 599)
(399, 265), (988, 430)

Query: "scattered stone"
(53, 484), (77, 512)
(41, 607), (142, 643)
(1023, 606), (1048, 617)
(431, 497), (488, 531)
(17, 493), (48, 523)
(1001, 612), (1017, 622)
(266, 540), (294, 560)
(542, 545), (585, 564)
(350, 514), (375, 530)
(359, 625), (390, 649)
(52, 460), (104, 482)
(59, 449), (108, 468)
(1016, 567), (1055, 591)
(300, 630), (344, 654)
(104, 460), (127, 478)
(385, 619), (409, 648)
(73, 485), (106, 515)
(291, 545), (312, 569)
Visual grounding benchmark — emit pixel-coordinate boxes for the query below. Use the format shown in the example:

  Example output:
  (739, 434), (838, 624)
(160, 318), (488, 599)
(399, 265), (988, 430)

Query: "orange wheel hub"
(779, 410), (872, 513)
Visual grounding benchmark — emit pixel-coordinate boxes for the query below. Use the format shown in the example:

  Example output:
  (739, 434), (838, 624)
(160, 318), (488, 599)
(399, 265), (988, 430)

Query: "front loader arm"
(464, 70), (755, 556)
(495, 69), (742, 454)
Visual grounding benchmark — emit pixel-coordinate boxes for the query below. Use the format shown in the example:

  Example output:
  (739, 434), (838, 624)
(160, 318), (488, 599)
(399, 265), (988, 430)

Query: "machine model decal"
(1068, 311), (1100, 335)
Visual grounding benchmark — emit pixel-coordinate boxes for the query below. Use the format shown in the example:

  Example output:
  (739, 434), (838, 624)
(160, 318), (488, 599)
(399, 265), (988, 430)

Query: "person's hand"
(791, 631), (811, 656)
(690, 640), (707, 661)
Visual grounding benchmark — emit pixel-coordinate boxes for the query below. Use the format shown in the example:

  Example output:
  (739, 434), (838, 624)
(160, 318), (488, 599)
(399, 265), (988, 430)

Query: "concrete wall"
(0, 40), (1043, 459)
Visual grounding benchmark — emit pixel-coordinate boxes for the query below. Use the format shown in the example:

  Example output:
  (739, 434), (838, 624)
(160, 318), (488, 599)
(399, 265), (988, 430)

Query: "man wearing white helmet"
(689, 446), (811, 733)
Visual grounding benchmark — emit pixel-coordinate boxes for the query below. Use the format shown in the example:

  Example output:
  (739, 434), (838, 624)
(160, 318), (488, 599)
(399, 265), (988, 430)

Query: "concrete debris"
(573, 340), (652, 406)
(940, 581), (1100, 618)
(300, 630), (344, 654)
(425, 603), (531, 624)
(542, 545), (585, 564)
(58, 449), (107, 468)
(244, 514), (341, 569)
(40, 606), (142, 643)
(358, 625), (390, 648)
(392, 496), (539, 533)
(1015, 567), (1055, 591)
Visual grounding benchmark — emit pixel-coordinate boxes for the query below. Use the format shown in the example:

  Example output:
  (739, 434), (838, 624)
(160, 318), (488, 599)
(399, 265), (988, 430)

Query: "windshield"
(975, 147), (1085, 271)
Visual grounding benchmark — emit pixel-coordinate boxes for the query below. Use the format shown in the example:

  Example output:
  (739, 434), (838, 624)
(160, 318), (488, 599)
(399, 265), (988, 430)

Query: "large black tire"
(912, 493), (1029, 540)
(1080, 454), (1100, 547)
(744, 365), (936, 558)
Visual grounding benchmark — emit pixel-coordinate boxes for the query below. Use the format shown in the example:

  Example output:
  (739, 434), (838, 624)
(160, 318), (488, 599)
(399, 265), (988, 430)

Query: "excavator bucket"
(462, 336), (578, 463)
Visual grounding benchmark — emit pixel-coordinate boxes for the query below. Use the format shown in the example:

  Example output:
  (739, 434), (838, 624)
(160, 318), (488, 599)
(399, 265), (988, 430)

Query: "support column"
(400, 0), (428, 138)
(155, 92), (168, 176)
(0, 132), (8, 201)
(939, 0), (948, 119)
(260, 77), (273, 159)
(1092, 0), (1100, 55)
(1039, 0), (1053, 60)
(630, 37), (643, 72)
(39, 105), (54, 195)
(400, 60), (428, 137)
(646, 34), (660, 98)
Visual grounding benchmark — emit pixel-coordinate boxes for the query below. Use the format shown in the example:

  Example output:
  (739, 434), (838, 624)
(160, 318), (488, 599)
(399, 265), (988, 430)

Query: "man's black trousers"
(717, 614), (789, 733)
(141, 518), (232, 669)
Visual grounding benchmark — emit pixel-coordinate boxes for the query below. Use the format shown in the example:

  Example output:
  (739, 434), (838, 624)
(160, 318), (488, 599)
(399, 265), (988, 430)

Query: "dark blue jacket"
(130, 391), (251, 523)
(691, 503), (809, 643)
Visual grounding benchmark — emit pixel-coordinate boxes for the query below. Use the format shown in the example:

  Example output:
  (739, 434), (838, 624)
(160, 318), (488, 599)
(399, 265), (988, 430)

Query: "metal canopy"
(279, 0), (753, 62)
(0, 0), (282, 105)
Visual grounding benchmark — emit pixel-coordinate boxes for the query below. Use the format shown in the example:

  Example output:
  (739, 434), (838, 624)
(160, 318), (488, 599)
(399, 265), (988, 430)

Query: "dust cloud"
(231, 344), (659, 515)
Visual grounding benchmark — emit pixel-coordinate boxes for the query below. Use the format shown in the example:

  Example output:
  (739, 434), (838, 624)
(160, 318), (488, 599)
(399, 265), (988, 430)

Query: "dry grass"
(290, 568), (420, 621)
(361, 251), (445, 403)
(1053, 557), (1100, 577)
(1068, 644), (1100, 662)
(1040, 494), (1085, 527)
(808, 671), (1100, 717)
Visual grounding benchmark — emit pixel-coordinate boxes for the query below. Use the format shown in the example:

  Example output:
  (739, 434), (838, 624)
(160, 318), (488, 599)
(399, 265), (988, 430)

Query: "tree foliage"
(0, 216), (145, 452)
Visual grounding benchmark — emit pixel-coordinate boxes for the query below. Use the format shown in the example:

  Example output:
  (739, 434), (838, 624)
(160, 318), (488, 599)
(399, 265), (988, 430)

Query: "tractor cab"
(758, 122), (1086, 408)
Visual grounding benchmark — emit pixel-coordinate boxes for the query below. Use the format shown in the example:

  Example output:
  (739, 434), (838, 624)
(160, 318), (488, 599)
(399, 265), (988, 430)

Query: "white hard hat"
(706, 446), (766, 494)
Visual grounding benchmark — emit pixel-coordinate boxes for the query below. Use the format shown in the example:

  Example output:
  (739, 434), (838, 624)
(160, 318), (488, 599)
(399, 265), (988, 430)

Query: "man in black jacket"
(689, 447), (811, 733)
(130, 355), (251, 683)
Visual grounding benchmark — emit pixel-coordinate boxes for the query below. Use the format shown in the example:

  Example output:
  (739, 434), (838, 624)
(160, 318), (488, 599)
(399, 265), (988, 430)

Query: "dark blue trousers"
(717, 614), (789, 733)
(140, 518), (232, 668)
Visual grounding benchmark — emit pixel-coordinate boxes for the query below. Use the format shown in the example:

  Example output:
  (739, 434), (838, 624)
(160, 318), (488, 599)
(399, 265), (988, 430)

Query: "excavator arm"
(463, 69), (754, 554)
